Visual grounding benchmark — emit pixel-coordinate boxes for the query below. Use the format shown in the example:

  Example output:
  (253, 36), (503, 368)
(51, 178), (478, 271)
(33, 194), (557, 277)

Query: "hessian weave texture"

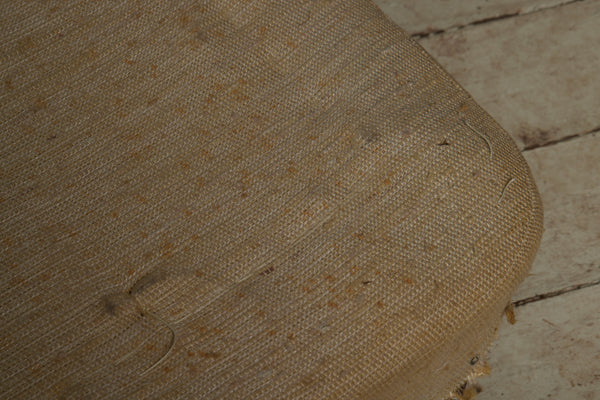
(0, 1), (544, 399)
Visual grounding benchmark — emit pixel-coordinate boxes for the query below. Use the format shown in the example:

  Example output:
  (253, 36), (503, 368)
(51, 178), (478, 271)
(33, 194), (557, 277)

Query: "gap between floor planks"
(409, 0), (588, 38)
(513, 277), (600, 307)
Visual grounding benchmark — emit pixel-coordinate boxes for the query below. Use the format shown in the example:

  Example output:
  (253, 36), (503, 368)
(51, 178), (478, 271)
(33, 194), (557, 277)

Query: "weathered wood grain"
(511, 132), (600, 300)
(478, 286), (600, 400)
(374, 0), (568, 35)
(417, 0), (600, 149)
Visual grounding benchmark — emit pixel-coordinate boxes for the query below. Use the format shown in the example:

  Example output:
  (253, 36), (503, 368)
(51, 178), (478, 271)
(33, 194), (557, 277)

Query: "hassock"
(0, 1), (544, 399)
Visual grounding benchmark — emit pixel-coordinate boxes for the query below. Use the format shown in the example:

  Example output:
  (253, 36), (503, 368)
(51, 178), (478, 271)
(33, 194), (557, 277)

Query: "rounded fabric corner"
(0, 1), (543, 399)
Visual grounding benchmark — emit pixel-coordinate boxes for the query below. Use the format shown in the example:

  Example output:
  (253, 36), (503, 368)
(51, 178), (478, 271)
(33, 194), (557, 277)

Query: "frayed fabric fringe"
(445, 354), (491, 400)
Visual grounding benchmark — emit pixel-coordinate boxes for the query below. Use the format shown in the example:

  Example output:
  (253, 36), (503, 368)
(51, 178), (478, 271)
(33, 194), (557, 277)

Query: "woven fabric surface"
(0, 1), (543, 399)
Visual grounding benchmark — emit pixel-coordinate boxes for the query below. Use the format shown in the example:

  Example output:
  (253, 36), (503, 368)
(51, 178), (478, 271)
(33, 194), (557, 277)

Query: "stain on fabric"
(259, 266), (275, 276)
(101, 293), (131, 316)
(129, 268), (168, 295)
(198, 350), (221, 359)
(30, 97), (47, 112)
(358, 125), (381, 143)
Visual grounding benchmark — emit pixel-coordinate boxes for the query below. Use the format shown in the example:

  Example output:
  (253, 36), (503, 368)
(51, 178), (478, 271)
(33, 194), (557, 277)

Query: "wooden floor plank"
(373, 0), (568, 35)
(512, 132), (600, 300)
(477, 286), (600, 400)
(417, 0), (600, 149)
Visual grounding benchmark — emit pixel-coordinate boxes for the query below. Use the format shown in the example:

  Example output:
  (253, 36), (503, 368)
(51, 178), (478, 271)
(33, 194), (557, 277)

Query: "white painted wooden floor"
(375, 1), (600, 398)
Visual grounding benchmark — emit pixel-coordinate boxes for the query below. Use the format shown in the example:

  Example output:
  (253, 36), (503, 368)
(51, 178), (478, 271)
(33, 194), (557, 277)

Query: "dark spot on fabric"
(30, 97), (47, 112)
(101, 293), (129, 316)
(259, 266), (274, 276)
(300, 374), (314, 386)
(358, 125), (381, 143)
(437, 139), (450, 146)
(196, 30), (212, 44)
(129, 268), (168, 295)
(102, 296), (118, 316)
(198, 350), (221, 359)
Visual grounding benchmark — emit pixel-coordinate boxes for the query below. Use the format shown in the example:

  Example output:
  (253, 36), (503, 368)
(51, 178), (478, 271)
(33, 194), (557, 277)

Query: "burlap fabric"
(0, 1), (543, 399)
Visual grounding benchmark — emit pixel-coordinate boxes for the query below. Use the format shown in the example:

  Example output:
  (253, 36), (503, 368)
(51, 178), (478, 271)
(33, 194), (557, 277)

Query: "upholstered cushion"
(0, 1), (543, 399)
